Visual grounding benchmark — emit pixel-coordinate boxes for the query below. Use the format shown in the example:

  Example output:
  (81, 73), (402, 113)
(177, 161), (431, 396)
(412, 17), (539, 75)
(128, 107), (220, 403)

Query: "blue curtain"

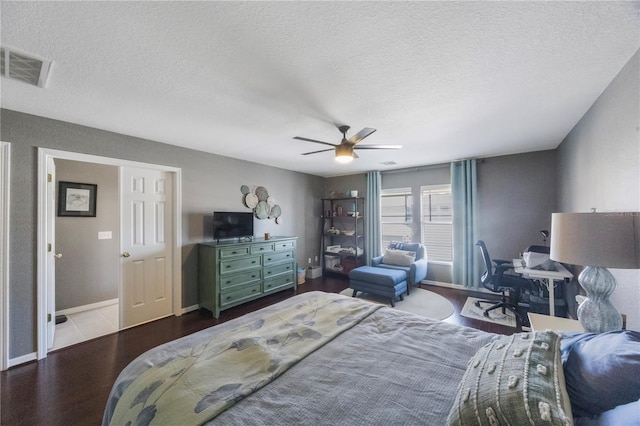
(365, 171), (382, 265)
(451, 160), (480, 288)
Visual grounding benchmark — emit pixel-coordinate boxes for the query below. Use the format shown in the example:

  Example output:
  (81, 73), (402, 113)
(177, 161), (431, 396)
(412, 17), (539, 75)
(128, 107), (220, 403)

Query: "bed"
(102, 291), (640, 426)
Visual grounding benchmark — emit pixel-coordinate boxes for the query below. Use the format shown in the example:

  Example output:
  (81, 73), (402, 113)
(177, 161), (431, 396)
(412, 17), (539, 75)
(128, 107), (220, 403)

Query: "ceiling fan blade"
(354, 144), (402, 150)
(301, 148), (334, 156)
(293, 136), (337, 147)
(347, 127), (376, 145)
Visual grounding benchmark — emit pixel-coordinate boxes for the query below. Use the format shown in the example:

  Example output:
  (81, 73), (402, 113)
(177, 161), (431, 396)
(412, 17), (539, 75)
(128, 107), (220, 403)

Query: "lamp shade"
(550, 212), (640, 269)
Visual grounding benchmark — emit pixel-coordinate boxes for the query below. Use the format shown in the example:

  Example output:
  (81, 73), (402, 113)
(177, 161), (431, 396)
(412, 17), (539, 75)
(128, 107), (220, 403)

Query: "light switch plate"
(98, 231), (112, 240)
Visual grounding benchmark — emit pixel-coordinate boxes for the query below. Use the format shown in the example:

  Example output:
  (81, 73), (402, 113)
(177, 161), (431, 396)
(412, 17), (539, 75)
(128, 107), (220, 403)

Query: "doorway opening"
(36, 148), (182, 360)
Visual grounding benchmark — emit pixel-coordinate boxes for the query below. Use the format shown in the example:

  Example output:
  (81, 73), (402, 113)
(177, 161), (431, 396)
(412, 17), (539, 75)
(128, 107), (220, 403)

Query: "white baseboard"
(8, 351), (37, 368)
(182, 304), (199, 314)
(421, 280), (492, 294)
(56, 298), (118, 316)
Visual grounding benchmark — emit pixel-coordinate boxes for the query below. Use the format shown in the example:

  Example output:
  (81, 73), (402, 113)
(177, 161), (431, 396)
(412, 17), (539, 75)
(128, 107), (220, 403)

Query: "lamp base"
(577, 266), (622, 333)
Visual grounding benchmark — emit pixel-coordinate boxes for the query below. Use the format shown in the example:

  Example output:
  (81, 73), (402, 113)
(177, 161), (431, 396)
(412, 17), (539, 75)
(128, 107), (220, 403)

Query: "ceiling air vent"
(1, 47), (52, 88)
(381, 161), (397, 166)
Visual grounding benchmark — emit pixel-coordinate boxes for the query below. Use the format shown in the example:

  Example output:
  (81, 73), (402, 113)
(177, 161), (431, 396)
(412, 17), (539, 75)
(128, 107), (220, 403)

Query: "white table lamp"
(550, 212), (640, 333)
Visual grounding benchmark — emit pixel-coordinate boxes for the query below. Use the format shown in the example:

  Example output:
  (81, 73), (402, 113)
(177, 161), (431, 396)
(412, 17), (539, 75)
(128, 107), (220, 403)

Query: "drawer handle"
(226, 265), (231, 268)
(287, 266), (290, 270)
(226, 296), (231, 300)
(226, 280), (231, 284)
(267, 271), (271, 274)
(252, 260), (256, 264)
(252, 289), (257, 293)
(252, 275), (256, 278)
(267, 257), (272, 261)
(286, 254), (290, 258)
(231, 251), (237, 254)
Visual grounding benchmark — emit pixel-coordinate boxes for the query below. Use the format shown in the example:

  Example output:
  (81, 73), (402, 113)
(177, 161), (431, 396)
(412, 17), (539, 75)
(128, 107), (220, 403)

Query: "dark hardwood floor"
(1, 276), (514, 426)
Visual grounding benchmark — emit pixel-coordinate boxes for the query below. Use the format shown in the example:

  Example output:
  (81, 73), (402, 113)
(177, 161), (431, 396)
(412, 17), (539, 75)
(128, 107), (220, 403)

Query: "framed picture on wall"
(57, 181), (97, 217)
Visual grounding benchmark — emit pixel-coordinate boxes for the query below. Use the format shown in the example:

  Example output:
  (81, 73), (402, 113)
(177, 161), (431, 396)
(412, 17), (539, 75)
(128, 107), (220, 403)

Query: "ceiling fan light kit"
(335, 144), (354, 164)
(295, 124), (401, 164)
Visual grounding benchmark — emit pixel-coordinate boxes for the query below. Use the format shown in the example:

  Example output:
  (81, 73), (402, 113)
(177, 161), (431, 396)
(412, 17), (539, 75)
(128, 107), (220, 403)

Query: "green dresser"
(198, 236), (297, 318)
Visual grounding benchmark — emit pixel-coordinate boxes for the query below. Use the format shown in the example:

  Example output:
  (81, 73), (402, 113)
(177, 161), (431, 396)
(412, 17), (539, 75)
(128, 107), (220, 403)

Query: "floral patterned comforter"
(107, 292), (382, 426)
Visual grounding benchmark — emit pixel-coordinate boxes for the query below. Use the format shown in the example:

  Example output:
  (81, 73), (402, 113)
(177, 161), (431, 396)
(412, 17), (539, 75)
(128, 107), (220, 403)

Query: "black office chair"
(474, 240), (531, 324)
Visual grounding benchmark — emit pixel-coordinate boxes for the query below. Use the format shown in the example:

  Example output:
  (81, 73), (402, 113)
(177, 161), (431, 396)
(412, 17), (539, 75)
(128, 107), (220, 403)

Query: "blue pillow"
(561, 330), (640, 417)
(574, 399), (640, 426)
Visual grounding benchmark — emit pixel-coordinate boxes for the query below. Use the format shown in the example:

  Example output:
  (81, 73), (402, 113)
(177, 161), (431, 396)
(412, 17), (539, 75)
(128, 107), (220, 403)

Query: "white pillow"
(382, 249), (416, 267)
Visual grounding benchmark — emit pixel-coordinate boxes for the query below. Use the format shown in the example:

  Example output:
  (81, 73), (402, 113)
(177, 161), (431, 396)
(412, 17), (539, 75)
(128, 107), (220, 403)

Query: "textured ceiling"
(1, 1), (639, 177)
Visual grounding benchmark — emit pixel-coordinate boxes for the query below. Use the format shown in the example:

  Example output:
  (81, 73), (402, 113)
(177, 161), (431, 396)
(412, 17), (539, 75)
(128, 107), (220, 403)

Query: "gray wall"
(557, 49), (640, 331)
(476, 150), (558, 261)
(55, 159), (119, 310)
(2, 109), (324, 359)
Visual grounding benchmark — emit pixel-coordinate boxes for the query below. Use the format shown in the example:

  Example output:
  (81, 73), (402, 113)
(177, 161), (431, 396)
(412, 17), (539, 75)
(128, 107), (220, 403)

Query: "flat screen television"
(213, 211), (254, 240)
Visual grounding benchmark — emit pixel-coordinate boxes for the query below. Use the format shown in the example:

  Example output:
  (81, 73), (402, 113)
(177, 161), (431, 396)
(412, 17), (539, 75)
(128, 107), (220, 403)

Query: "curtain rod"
(380, 159), (484, 175)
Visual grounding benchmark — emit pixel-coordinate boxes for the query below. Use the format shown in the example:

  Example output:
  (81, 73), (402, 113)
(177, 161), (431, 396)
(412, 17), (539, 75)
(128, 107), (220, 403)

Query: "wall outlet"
(98, 231), (112, 240)
(315, 255), (318, 262)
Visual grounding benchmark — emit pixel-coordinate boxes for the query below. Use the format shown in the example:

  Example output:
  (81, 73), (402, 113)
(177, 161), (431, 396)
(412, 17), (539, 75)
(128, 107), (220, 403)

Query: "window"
(420, 185), (452, 262)
(380, 187), (412, 252)
(381, 185), (453, 263)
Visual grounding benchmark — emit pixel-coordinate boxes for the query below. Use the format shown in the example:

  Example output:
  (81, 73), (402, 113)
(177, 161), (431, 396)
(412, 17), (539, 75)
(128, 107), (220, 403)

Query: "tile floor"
(51, 303), (119, 351)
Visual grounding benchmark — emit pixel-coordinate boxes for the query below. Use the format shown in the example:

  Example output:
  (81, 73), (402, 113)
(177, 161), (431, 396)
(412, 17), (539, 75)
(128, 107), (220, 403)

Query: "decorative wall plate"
(267, 196), (276, 207)
(255, 201), (269, 219)
(240, 184), (250, 195)
(244, 192), (258, 208)
(271, 204), (282, 218)
(255, 186), (269, 201)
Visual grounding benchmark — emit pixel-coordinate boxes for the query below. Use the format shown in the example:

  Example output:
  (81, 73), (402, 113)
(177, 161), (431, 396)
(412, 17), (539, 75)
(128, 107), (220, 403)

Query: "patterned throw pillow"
(446, 331), (573, 426)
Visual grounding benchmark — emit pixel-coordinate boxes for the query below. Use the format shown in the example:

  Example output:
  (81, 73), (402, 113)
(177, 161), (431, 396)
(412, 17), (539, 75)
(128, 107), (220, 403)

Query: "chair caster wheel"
(475, 301), (481, 308)
(483, 311), (490, 318)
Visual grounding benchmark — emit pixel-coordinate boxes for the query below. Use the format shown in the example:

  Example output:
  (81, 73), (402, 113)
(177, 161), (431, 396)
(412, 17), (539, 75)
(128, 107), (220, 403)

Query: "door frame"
(36, 148), (182, 360)
(0, 142), (11, 371)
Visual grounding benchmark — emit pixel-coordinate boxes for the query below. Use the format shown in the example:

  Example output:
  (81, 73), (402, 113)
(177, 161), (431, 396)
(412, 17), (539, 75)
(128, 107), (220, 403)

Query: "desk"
(513, 259), (573, 317)
(528, 312), (584, 332)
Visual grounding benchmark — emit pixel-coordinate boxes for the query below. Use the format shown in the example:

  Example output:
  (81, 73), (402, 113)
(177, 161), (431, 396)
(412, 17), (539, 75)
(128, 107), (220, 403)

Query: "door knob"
(54, 253), (63, 259)
(122, 252), (131, 258)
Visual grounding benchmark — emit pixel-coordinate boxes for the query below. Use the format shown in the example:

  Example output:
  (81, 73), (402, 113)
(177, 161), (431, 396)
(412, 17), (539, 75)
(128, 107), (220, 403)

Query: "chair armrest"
(408, 258), (429, 285)
(495, 263), (514, 275)
(371, 255), (384, 267)
(493, 259), (511, 265)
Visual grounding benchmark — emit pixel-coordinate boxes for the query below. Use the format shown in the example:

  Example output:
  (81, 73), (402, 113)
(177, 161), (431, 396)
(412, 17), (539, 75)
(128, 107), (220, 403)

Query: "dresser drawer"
(264, 261), (294, 278)
(264, 250), (294, 265)
(218, 246), (250, 258)
(274, 240), (296, 251)
(219, 269), (262, 289)
(263, 272), (294, 293)
(220, 282), (261, 307)
(250, 243), (275, 254)
(220, 255), (261, 274)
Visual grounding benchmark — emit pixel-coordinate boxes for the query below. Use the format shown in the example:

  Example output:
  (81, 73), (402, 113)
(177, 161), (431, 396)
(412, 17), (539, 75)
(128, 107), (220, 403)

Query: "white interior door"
(120, 166), (173, 328)
(46, 157), (57, 348)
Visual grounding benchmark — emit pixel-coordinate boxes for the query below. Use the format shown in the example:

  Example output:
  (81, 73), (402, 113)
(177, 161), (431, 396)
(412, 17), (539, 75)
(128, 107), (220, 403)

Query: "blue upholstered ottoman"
(349, 266), (408, 307)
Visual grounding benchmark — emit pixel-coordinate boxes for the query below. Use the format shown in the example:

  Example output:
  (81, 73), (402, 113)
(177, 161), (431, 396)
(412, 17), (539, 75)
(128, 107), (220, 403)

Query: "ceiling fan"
(295, 125), (401, 164)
